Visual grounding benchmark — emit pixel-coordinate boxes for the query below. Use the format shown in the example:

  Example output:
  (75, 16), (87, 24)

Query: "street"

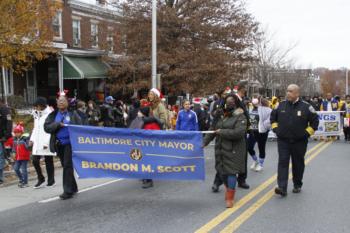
(0, 140), (349, 233)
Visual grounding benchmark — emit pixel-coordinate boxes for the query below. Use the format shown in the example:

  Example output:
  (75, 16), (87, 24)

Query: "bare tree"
(250, 27), (298, 96)
(107, 0), (259, 95)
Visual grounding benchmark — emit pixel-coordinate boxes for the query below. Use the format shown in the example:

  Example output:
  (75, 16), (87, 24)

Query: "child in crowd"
(8, 123), (31, 188)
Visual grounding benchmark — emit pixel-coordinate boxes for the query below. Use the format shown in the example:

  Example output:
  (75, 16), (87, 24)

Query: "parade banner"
(314, 111), (343, 136)
(68, 125), (205, 180)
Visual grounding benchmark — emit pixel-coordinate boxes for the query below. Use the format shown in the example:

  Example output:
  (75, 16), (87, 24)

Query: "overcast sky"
(79, 0), (349, 69)
(247, 0), (350, 69)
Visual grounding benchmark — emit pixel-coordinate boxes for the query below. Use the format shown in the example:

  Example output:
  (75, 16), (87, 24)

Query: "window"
(91, 23), (99, 48)
(72, 20), (81, 47)
(107, 29), (114, 53)
(52, 11), (62, 40)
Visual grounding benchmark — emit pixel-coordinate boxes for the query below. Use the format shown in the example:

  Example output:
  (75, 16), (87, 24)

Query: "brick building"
(1, 0), (122, 104)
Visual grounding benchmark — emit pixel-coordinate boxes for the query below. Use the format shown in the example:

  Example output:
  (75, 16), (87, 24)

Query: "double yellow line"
(195, 141), (332, 233)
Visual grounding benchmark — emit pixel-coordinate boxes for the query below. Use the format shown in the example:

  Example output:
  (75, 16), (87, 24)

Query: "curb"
(2, 161), (62, 188)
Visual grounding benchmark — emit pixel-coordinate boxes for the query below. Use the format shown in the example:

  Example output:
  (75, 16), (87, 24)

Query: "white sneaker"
(250, 161), (259, 170)
(255, 164), (263, 172)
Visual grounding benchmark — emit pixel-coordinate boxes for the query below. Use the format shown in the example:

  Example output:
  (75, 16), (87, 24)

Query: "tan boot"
(225, 188), (236, 208)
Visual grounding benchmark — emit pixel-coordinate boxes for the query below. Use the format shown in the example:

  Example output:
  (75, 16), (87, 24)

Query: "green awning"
(63, 56), (109, 80)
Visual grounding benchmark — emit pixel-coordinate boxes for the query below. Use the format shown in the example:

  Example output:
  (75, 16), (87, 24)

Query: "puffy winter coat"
(203, 108), (248, 175)
(7, 135), (31, 161)
(30, 106), (56, 156)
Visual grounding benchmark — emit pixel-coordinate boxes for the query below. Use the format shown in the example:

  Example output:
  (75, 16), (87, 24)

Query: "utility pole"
(151, 0), (157, 88)
(346, 68), (349, 95)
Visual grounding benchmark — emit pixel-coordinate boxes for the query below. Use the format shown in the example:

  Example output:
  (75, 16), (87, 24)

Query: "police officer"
(271, 84), (319, 197)
(0, 99), (13, 185)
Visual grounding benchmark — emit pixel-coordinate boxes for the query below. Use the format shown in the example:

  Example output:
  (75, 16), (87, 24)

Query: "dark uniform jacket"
(203, 108), (248, 175)
(44, 110), (82, 153)
(270, 99), (319, 142)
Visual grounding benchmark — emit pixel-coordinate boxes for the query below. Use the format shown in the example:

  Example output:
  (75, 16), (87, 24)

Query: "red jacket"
(143, 122), (161, 130)
(6, 135), (31, 161)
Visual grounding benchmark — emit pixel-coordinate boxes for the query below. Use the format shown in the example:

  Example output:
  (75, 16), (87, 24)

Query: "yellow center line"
(194, 141), (325, 233)
(220, 141), (333, 233)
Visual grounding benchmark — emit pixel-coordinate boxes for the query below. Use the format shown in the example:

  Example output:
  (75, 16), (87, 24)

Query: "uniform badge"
(297, 111), (301, 116)
(65, 115), (71, 122)
(6, 114), (12, 121)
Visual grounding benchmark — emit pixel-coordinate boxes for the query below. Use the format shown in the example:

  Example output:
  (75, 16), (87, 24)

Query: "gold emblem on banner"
(130, 149), (143, 161)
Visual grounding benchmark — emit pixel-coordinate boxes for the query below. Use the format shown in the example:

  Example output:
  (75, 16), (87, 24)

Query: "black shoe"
(212, 183), (220, 193)
(0, 180), (3, 186)
(59, 193), (74, 200)
(292, 187), (302, 193)
(238, 182), (250, 189)
(275, 187), (287, 197)
(46, 182), (56, 187)
(34, 179), (45, 189)
(142, 180), (153, 189)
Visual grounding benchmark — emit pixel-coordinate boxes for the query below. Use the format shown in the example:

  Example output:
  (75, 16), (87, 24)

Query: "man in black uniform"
(0, 99), (13, 185)
(271, 84), (319, 197)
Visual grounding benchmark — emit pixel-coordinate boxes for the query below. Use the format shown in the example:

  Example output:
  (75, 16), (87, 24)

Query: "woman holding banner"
(136, 89), (168, 189)
(203, 94), (248, 208)
(44, 91), (82, 200)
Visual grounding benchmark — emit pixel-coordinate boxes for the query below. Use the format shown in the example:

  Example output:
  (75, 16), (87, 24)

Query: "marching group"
(0, 82), (349, 207)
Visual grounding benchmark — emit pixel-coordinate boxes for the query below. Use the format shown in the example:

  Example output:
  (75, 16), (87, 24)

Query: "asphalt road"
(0, 140), (349, 233)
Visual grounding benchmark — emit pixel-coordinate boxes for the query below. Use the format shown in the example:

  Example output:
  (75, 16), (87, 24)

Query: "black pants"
(277, 139), (308, 191)
(247, 131), (269, 159)
(32, 155), (55, 184)
(344, 127), (350, 140)
(57, 144), (78, 194)
(237, 136), (248, 184)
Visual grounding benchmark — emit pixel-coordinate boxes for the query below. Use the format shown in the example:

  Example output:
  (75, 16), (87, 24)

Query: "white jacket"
(258, 106), (272, 133)
(30, 106), (56, 156)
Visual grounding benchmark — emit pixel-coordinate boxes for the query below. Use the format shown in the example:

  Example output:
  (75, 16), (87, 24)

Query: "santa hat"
(193, 97), (201, 105)
(14, 122), (25, 134)
(150, 88), (161, 98)
(224, 87), (232, 94)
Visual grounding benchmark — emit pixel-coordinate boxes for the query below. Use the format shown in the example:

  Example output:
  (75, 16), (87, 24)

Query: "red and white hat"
(224, 87), (232, 94)
(193, 97), (201, 105)
(150, 88), (161, 98)
(57, 90), (69, 98)
(14, 123), (24, 134)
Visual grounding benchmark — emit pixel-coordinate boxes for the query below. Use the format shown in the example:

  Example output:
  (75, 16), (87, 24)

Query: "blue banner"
(68, 125), (205, 180)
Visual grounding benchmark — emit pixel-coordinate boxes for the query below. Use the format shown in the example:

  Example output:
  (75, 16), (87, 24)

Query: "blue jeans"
(222, 175), (237, 190)
(0, 143), (5, 182)
(13, 160), (28, 184)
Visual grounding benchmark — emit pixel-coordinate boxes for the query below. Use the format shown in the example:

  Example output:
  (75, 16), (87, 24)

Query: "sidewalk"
(2, 158), (62, 187)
